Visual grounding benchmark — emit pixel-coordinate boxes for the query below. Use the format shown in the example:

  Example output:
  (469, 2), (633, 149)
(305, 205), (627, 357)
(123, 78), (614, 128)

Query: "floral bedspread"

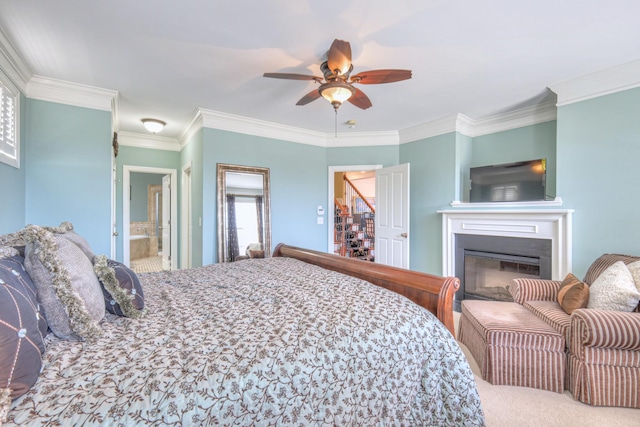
(8, 257), (484, 426)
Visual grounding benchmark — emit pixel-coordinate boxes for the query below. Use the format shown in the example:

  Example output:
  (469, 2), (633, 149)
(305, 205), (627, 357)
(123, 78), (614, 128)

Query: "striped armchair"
(510, 254), (640, 408)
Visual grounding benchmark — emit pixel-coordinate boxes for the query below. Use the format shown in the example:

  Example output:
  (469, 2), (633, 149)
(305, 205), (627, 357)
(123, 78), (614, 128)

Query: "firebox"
(454, 234), (551, 311)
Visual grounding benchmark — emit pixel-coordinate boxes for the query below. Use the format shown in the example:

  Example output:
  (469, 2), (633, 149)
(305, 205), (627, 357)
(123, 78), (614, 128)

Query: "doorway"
(328, 165), (381, 260)
(123, 165), (178, 272)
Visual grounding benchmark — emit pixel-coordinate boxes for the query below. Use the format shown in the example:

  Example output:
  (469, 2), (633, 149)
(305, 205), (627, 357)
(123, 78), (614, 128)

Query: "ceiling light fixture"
(141, 118), (166, 134)
(319, 82), (355, 111)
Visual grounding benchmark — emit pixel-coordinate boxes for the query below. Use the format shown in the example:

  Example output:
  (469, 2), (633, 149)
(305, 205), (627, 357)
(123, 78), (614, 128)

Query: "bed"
(2, 233), (484, 426)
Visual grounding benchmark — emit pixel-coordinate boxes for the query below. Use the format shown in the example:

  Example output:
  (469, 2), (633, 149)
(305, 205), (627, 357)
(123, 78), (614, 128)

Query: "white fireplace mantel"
(438, 209), (574, 280)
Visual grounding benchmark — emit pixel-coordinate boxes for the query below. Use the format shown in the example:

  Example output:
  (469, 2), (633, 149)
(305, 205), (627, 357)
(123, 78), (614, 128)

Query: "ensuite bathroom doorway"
(123, 165), (178, 273)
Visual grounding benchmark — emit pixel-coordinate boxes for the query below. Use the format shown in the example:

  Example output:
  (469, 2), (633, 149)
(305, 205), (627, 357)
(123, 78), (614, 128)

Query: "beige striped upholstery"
(509, 278), (562, 304)
(524, 300), (571, 343)
(459, 300), (565, 393)
(568, 308), (640, 407)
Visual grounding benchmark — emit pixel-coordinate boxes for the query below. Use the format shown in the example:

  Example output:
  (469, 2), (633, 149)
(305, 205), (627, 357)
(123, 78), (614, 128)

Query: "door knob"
(400, 233), (408, 238)
(113, 231), (119, 236)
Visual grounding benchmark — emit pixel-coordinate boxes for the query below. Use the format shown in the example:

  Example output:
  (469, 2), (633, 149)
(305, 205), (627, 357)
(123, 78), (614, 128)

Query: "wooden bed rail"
(273, 243), (459, 336)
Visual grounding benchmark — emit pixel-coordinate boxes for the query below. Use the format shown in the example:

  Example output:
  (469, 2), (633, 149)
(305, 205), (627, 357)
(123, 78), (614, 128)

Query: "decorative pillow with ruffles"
(0, 249), (48, 424)
(43, 222), (95, 262)
(93, 255), (146, 318)
(23, 226), (104, 341)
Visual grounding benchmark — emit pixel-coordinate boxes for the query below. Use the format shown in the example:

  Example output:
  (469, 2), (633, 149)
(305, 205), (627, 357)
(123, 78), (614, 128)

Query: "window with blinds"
(0, 76), (19, 168)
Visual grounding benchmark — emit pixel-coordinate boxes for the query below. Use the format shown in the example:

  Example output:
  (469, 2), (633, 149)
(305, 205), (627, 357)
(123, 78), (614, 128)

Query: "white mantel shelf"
(438, 208), (574, 281)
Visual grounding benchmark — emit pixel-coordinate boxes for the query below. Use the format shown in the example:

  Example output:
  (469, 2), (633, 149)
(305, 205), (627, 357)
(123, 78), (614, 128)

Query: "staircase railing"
(333, 176), (375, 261)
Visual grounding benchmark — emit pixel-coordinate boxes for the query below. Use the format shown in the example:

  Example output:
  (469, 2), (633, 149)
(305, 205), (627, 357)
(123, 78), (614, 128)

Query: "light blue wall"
(201, 129), (328, 265)
(0, 92), (26, 234)
(326, 145), (399, 167)
(25, 99), (112, 255)
(556, 88), (640, 276)
(130, 172), (163, 222)
(400, 132), (459, 274)
(114, 146), (181, 262)
(180, 129), (204, 267)
(471, 121), (557, 199)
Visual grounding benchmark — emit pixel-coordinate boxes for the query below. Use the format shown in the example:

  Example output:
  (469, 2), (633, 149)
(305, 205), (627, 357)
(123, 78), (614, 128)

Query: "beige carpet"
(453, 312), (640, 427)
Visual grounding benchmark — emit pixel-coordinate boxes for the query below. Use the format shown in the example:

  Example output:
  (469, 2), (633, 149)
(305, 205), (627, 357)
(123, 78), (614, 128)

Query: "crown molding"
(118, 131), (181, 152)
(549, 59), (640, 106)
(325, 130), (399, 147)
(0, 27), (31, 93)
(399, 114), (474, 143)
(466, 101), (557, 137)
(179, 109), (204, 149)
(200, 108), (326, 146)
(398, 102), (557, 143)
(198, 108), (399, 147)
(26, 75), (117, 111)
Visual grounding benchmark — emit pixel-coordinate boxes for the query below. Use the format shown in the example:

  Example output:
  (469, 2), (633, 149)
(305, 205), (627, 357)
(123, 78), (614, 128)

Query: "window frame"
(0, 69), (20, 169)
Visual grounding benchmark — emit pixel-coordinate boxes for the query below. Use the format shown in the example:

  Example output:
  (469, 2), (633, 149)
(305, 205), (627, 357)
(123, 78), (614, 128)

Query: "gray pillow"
(0, 254), (47, 412)
(43, 222), (95, 262)
(24, 229), (104, 341)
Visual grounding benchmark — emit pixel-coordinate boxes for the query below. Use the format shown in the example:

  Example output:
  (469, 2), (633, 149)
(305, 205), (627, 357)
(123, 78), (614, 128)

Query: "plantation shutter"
(0, 82), (17, 161)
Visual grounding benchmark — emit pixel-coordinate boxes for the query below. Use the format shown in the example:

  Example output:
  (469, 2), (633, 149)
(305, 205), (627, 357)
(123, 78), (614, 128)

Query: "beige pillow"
(557, 273), (589, 314)
(587, 261), (640, 312)
(627, 260), (640, 292)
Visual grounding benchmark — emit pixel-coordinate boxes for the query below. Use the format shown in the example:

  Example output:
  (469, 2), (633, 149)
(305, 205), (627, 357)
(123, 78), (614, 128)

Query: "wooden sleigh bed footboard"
(273, 243), (460, 336)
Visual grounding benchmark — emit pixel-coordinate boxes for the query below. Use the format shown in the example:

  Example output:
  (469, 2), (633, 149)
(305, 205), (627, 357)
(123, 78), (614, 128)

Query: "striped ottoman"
(458, 300), (565, 393)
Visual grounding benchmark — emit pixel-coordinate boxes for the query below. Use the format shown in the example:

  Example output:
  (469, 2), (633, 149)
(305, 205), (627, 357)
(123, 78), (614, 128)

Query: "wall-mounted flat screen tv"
(469, 159), (546, 203)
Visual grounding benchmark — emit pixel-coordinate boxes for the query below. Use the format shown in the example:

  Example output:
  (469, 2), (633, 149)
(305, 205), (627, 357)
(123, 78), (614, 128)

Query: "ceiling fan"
(264, 39), (412, 111)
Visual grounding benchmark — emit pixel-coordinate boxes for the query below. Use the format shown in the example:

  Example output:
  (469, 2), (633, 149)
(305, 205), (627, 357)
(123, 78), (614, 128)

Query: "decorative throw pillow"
(587, 261), (640, 312)
(43, 222), (95, 262)
(0, 254), (48, 416)
(249, 250), (265, 259)
(93, 255), (146, 318)
(557, 273), (589, 314)
(628, 260), (640, 292)
(23, 226), (104, 340)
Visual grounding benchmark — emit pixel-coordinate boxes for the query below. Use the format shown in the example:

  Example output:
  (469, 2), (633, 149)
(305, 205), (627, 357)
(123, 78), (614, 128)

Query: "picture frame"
(352, 196), (375, 214)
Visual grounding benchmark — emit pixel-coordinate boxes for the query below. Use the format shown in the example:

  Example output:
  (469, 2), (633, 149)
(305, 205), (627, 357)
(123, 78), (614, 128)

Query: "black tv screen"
(469, 159), (546, 203)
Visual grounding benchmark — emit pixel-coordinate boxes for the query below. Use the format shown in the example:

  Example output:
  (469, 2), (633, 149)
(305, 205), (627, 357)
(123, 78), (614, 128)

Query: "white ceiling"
(1, 0), (640, 139)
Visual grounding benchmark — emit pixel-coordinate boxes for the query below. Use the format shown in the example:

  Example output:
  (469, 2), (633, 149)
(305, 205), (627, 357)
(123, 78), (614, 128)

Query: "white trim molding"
(0, 27), (31, 93)
(27, 75), (118, 111)
(119, 131), (181, 152)
(439, 209), (574, 281)
(197, 108), (399, 148)
(549, 59), (640, 107)
(399, 102), (557, 144)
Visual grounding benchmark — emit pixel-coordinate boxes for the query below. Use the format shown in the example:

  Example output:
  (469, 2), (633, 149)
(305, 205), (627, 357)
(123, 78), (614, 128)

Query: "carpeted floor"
(453, 312), (640, 427)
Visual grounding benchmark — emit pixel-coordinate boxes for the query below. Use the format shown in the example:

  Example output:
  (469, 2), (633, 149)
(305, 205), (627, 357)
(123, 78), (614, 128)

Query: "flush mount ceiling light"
(141, 118), (166, 134)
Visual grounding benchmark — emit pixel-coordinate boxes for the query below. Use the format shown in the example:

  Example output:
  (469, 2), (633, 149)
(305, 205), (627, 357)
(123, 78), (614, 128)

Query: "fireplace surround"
(439, 209), (574, 309)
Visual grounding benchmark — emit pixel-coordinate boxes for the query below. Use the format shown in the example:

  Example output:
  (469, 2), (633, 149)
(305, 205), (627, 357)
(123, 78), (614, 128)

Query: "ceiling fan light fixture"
(319, 82), (355, 110)
(141, 118), (166, 133)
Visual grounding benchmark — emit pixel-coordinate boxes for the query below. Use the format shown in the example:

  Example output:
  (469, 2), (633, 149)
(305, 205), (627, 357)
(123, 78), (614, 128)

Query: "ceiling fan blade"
(350, 69), (412, 84)
(296, 89), (322, 106)
(327, 39), (352, 75)
(347, 87), (372, 110)
(263, 72), (322, 81)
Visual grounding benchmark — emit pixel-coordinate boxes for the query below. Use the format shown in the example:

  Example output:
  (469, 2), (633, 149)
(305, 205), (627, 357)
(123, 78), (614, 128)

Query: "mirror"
(217, 163), (271, 262)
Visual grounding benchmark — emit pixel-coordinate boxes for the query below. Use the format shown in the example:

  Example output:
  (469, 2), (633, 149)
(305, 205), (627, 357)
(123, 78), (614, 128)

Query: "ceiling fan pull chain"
(335, 109), (338, 138)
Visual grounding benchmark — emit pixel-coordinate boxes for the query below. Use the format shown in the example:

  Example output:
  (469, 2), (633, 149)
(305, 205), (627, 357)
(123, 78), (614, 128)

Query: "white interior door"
(162, 174), (171, 270)
(375, 163), (410, 268)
